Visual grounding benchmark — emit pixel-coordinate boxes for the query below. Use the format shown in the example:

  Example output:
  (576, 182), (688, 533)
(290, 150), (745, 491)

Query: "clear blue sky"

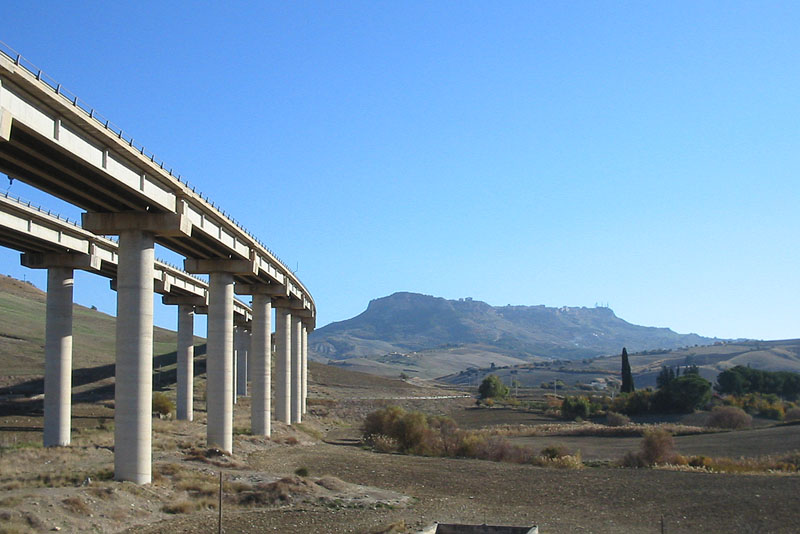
(1, 2), (798, 341)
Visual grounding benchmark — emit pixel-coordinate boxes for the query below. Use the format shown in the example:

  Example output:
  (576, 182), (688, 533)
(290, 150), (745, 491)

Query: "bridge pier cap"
(82, 211), (191, 237)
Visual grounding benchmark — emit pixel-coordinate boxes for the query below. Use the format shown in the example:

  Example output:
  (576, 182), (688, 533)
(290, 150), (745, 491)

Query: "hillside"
(309, 292), (718, 377)
(439, 339), (800, 390)
(0, 274), (201, 392)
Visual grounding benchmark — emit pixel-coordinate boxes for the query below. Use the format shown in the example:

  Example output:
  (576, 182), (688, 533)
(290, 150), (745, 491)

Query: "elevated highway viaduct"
(0, 45), (315, 483)
(0, 191), (255, 436)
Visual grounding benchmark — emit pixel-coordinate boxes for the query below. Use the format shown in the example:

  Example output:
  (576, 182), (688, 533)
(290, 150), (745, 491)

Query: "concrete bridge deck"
(0, 42), (313, 483)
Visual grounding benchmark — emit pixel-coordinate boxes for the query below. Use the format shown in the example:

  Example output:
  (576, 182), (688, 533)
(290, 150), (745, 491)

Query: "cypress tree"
(621, 347), (635, 393)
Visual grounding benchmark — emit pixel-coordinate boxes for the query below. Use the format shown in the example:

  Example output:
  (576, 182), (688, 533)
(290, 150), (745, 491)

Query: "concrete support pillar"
(207, 272), (234, 452)
(274, 307), (291, 424)
(250, 294), (272, 436)
(176, 304), (194, 421)
(114, 230), (155, 484)
(291, 314), (303, 424)
(236, 327), (248, 397)
(301, 323), (308, 415)
(232, 331), (238, 405)
(43, 267), (73, 447)
(246, 330), (252, 383)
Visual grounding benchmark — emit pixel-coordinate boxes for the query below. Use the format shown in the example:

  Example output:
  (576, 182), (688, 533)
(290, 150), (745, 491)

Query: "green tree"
(666, 374), (712, 412)
(561, 395), (590, 420)
(656, 366), (675, 389)
(621, 347), (635, 393)
(478, 374), (509, 400)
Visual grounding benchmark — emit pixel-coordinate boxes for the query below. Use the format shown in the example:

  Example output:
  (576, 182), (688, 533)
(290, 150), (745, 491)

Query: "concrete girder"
(0, 107), (11, 142)
(184, 258), (257, 276)
(234, 282), (289, 298)
(162, 294), (207, 307)
(1, 59), (314, 322)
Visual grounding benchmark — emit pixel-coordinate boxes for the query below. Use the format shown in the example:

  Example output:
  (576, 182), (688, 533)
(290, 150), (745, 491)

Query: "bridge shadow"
(0, 343), (207, 414)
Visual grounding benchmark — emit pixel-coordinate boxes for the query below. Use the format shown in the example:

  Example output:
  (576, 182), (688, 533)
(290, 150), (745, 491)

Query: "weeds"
(61, 496), (90, 515)
(362, 406), (583, 468)
(604, 412), (630, 427)
(621, 428), (676, 467)
(162, 500), (196, 514)
(152, 392), (174, 418)
(706, 406), (752, 429)
(182, 447), (245, 468)
(484, 421), (707, 439)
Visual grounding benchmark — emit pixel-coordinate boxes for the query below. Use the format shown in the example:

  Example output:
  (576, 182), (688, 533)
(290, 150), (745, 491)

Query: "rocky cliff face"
(310, 292), (716, 362)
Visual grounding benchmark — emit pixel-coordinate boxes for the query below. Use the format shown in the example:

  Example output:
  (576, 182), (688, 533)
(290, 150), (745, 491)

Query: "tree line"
(716, 365), (800, 400)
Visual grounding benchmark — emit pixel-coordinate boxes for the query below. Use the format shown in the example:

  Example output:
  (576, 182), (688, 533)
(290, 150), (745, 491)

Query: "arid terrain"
(2, 278), (800, 533)
(2, 362), (800, 533)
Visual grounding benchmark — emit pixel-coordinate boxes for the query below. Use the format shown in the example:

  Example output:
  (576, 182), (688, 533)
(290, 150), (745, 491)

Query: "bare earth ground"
(2, 364), (800, 533)
(511, 424), (800, 461)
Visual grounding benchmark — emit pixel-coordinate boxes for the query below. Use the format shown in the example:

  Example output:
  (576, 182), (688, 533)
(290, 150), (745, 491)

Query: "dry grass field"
(2, 276), (800, 533)
(2, 369), (800, 533)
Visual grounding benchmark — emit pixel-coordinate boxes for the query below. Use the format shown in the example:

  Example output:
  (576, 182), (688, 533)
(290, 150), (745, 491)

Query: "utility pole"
(218, 471), (223, 534)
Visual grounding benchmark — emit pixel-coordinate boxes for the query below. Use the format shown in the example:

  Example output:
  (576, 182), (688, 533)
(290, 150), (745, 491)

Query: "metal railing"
(0, 190), (210, 283)
(0, 40), (298, 285)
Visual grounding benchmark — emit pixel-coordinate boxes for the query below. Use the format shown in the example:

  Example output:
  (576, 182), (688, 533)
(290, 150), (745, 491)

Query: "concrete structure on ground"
(417, 525), (538, 534)
(0, 45), (315, 483)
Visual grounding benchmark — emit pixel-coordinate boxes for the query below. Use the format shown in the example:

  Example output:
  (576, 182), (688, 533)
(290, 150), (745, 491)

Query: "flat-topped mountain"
(309, 292), (718, 374)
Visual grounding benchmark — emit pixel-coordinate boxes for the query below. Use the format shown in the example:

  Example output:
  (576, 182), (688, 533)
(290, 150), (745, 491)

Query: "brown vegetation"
(706, 406), (752, 429)
(362, 406), (583, 468)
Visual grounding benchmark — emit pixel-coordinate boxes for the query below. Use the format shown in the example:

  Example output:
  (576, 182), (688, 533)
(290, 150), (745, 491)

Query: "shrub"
(294, 467), (309, 477)
(640, 428), (676, 465)
(560, 396), (590, 420)
(785, 407), (800, 422)
(605, 412), (630, 427)
(540, 445), (569, 459)
(688, 455), (713, 468)
(363, 406), (406, 438)
(478, 437), (533, 463)
(396, 411), (431, 453)
(759, 402), (785, 420)
(366, 434), (398, 453)
(614, 389), (653, 415)
(620, 450), (647, 468)
(479, 375), (509, 400)
(61, 496), (90, 515)
(162, 500), (196, 514)
(454, 433), (486, 458)
(152, 392), (174, 417)
(706, 406), (752, 429)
